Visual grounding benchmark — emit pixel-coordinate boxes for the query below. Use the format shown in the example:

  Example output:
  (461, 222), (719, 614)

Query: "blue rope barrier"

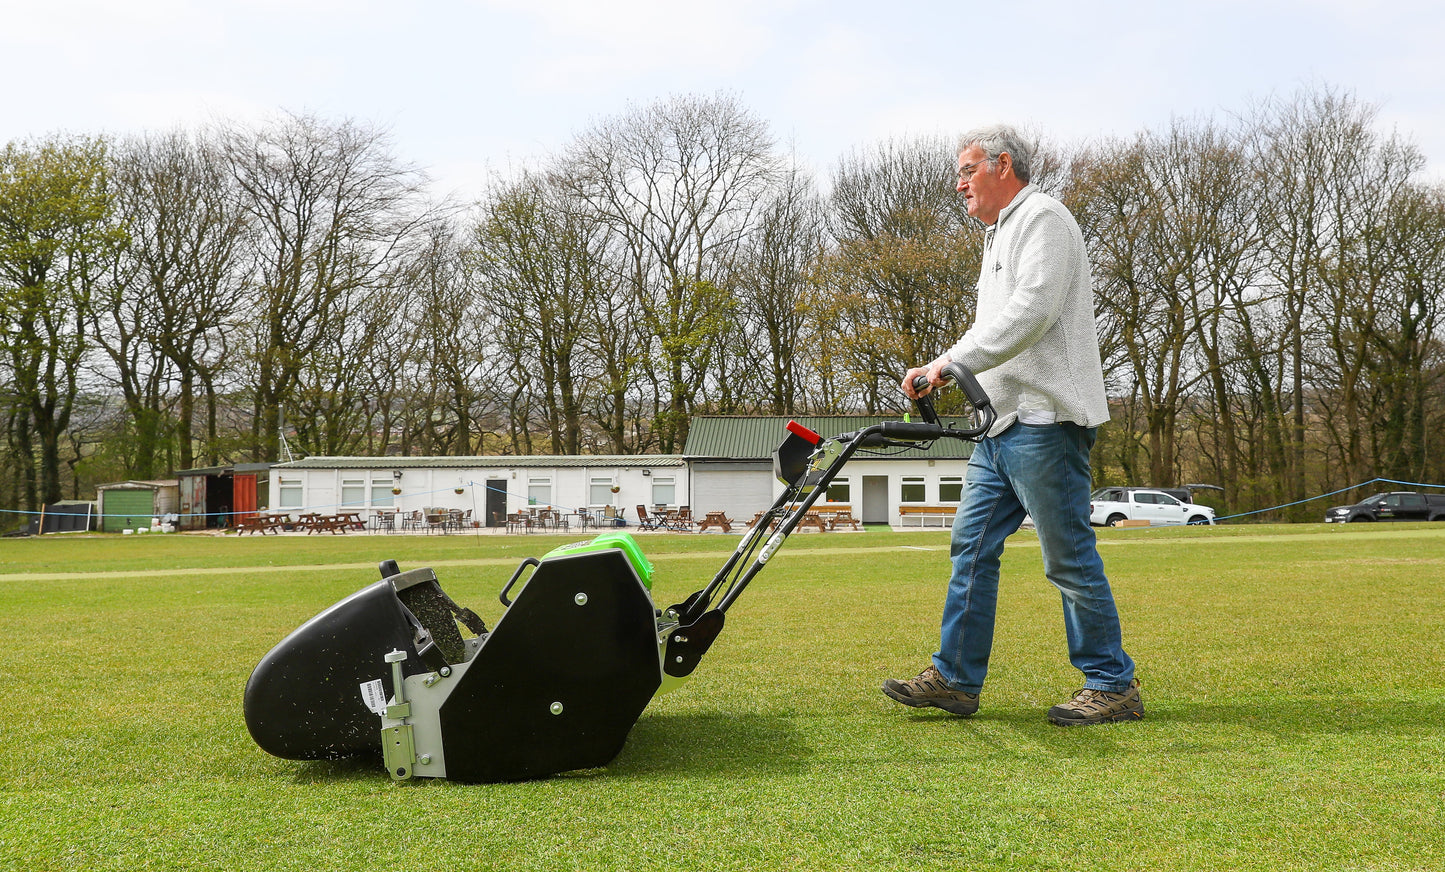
(1210, 477), (1445, 522)
(7, 477), (1442, 525)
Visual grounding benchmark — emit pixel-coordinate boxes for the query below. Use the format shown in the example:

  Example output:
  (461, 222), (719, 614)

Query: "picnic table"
(746, 509), (829, 533)
(299, 512), (366, 534)
(233, 514), (286, 535)
(698, 511), (733, 533)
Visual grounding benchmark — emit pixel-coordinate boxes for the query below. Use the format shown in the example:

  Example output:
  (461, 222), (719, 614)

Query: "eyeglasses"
(956, 157), (992, 182)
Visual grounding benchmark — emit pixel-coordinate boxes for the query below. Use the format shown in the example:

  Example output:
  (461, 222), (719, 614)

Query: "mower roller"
(243, 363), (995, 782)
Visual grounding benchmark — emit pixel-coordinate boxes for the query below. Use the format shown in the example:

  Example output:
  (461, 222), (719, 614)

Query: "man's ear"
(997, 152), (1012, 178)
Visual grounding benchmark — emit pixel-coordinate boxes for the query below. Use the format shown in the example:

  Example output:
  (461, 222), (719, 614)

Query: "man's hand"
(901, 355), (952, 400)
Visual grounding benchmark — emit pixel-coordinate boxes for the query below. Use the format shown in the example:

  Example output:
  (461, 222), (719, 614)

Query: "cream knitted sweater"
(945, 185), (1110, 437)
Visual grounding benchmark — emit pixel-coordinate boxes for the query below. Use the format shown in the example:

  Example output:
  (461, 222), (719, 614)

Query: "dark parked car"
(1324, 492), (1445, 523)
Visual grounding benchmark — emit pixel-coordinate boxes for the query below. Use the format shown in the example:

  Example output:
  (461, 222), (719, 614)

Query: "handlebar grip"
(941, 362), (991, 409)
(878, 421), (944, 441)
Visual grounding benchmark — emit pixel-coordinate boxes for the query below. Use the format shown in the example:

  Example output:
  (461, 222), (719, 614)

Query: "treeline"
(2, 85), (1441, 523)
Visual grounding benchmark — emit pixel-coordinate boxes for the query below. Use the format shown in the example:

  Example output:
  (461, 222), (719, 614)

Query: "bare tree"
(100, 129), (250, 473)
(724, 163), (825, 414)
(563, 93), (780, 451)
(470, 172), (606, 454)
(400, 218), (490, 455)
(222, 112), (433, 461)
(819, 135), (981, 412)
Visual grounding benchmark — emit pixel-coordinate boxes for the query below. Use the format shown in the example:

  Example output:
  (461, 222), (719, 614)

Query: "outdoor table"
(698, 511), (732, 533)
(234, 514), (285, 535)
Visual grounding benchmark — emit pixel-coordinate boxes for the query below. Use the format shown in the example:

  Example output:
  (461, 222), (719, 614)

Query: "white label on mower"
(360, 679), (388, 715)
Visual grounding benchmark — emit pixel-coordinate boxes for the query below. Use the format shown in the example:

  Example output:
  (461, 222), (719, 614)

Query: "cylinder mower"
(243, 364), (994, 782)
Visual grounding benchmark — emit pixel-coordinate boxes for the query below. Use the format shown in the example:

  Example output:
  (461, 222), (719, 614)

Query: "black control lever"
(911, 375), (939, 424)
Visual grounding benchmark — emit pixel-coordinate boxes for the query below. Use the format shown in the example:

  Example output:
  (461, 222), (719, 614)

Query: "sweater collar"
(989, 184), (1037, 229)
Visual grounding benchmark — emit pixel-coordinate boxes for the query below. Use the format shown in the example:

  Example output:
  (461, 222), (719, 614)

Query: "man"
(883, 125), (1141, 726)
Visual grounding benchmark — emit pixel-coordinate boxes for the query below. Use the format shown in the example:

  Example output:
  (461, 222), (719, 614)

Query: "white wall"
(767, 457), (969, 522)
(265, 458), (964, 527)
(268, 464), (689, 525)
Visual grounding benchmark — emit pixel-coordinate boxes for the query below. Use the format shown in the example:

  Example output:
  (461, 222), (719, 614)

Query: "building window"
(826, 478), (850, 503)
(939, 476), (963, 503)
(370, 476), (394, 507)
(651, 475), (676, 506)
(278, 476), (303, 509)
(590, 476), (616, 506)
(341, 477), (366, 509)
(527, 477), (552, 506)
(901, 476), (926, 503)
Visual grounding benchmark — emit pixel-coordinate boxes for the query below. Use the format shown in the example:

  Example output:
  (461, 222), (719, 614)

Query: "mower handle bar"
(845, 362), (995, 446)
(911, 361), (990, 417)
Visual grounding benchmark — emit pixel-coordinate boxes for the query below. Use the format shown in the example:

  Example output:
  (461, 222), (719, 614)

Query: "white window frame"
(278, 476), (303, 509)
(341, 477), (366, 509)
(651, 475), (676, 507)
(939, 475), (964, 503)
(527, 476), (553, 507)
(370, 476), (394, 507)
(900, 475), (926, 503)
(590, 476), (617, 507)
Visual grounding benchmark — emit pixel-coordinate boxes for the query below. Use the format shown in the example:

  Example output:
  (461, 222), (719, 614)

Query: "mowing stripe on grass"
(4, 526), (1443, 581)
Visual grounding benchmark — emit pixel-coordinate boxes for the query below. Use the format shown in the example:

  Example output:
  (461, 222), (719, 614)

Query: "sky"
(5, 0), (1443, 201)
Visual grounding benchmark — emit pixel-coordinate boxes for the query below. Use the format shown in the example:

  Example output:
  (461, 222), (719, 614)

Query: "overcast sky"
(5, 0), (1443, 200)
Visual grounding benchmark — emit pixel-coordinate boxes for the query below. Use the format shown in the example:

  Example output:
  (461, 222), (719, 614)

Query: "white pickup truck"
(1089, 488), (1216, 527)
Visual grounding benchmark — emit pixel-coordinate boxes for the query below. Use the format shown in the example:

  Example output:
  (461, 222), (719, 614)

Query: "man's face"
(957, 145), (1011, 224)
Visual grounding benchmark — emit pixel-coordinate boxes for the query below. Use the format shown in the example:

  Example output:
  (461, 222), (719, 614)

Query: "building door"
(102, 489), (155, 532)
(233, 474), (259, 522)
(861, 475), (890, 524)
(179, 475), (205, 530)
(485, 480), (507, 527)
(691, 463), (772, 521)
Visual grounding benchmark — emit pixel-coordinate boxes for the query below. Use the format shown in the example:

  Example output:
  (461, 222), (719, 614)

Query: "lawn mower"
(243, 363), (994, 783)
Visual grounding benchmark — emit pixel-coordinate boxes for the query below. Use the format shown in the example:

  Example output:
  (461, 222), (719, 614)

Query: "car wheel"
(1107, 513), (1127, 527)
(1187, 515), (1208, 525)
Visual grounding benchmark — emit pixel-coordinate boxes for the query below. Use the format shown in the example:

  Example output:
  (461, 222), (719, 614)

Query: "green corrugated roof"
(683, 416), (977, 460)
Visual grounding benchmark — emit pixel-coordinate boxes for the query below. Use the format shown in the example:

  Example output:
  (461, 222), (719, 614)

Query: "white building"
(264, 416), (973, 529)
(268, 455), (687, 528)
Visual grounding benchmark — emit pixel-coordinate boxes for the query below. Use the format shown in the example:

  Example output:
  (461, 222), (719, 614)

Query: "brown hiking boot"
(1047, 679), (1144, 725)
(882, 665), (980, 716)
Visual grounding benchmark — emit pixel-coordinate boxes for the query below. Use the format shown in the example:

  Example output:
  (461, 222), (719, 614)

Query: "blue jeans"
(932, 422), (1135, 694)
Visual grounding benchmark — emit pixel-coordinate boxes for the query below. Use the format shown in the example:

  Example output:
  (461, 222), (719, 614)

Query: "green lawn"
(2, 524), (1442, 871)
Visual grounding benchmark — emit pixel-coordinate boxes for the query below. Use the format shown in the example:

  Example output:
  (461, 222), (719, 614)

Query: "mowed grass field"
(1, 524), (1442, 871)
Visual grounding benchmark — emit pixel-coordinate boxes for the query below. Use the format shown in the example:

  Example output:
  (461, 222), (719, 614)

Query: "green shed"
(97, 480), (180, 533)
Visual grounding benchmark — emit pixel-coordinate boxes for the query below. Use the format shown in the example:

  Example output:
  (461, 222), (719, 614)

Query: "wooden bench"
(898, 506), (957, 528)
